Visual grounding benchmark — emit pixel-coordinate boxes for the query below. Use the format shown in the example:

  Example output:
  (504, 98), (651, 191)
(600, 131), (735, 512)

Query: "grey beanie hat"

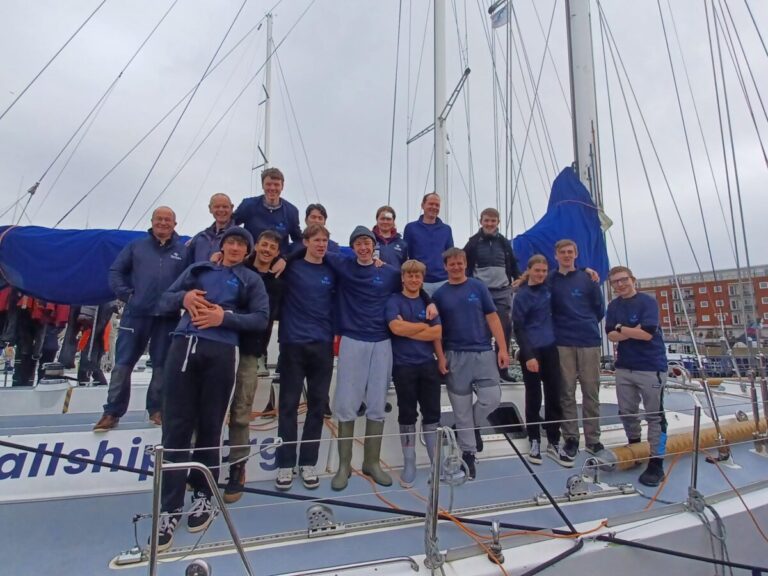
(220, 227), (254, 252)
(349, 225), (376, 245)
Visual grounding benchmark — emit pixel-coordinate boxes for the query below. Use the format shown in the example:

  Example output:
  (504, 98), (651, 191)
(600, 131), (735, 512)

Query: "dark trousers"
(276, 342), (333, 468)
(36, 347), (58, 383)
(161, 336), (236, 513)
(392, 360), (442, 426)
(521, 344), (563, 444)
(103, 312), (177, 416)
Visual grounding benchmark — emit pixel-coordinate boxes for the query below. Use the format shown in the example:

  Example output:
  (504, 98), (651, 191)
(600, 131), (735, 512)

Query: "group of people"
(85, 166), (667, 551)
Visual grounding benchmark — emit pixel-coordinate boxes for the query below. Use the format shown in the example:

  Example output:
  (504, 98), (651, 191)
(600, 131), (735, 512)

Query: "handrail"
(148, 445), (255, 576)
(275, 556), (420, 575)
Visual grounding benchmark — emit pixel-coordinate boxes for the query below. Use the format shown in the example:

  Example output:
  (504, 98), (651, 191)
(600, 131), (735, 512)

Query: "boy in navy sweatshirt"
(513, 255), (573, 468)
(403, 193), (453, 295)
(152, 227), (269, 551)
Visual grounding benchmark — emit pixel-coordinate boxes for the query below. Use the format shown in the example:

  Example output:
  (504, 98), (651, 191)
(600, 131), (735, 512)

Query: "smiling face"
(151, 207), (176, 241)
(402, 270), (424, 295)
(304, 232), (329, 261)
(610, 271), (636, 298)
(209, 194), (233, 227)
(353, 236), (375, 264)
(480, 214), (499, 236)
(306, 208), (326, 226)
(421, 194), (441, 221)
(376, 211), (395, 235)
(221, 236), (248, 265)
(555, 243), (578, 271)
(528, 262), (549, 285)
(444, 254), (467, 283)
(254, 237), (279, 267)
(262, 176), (284, 206)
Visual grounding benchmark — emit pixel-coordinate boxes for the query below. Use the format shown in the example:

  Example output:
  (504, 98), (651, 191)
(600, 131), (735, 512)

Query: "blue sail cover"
(512, 167), (610, 279)
(0, 226), (147, 305)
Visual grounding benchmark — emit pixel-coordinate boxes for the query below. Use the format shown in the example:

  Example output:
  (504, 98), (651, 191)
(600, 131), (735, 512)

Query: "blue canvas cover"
(512, 167), (610, 280)
(0, 226), (145, 305)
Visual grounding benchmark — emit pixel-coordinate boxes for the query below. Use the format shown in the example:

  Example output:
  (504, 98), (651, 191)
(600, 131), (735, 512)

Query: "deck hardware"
(185, 559), (212, 575)
(306, 504), (346, 537)
(486, 520), (505, 564)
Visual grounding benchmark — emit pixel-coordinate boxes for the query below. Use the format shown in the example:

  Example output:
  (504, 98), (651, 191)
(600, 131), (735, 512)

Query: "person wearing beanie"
(151, 227), (268, 551)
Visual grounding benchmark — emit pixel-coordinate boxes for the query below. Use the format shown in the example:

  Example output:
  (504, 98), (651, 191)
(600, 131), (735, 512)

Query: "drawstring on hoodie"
(181, 335), (199, 372)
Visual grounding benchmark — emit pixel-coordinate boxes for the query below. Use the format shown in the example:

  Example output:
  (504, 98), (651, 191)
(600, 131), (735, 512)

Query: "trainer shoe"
(223, 462), (246, 503)
(462, 451), (477, 480)
(93, 413), (119, 432)
(638, 457), (665, 487)
(474, 428), (484, 453)
(150, 509), (181, 552)
(547, 443), (575, 468)
(299, 465), (320, 490)
(187, 491), (213, 533)
(585, 442), (605, 455)
(275, 467), (294, 491)
(563, 438), (579, 459)
(149, 411), (162, 426)
(527, 439), (542, 465)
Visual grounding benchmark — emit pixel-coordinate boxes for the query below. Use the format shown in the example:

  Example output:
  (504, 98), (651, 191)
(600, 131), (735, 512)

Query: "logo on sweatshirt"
(372, 274), (384, 286)
(170, 252), (183, 260)
(226, 277), (241, 289)
(468, 292), (480, 305)
(321, 275), (332, 286)
(571, 288), (583, 298)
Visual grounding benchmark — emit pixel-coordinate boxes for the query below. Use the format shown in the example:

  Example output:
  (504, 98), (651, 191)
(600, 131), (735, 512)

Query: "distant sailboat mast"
(434, 0), (447, 202)
(263, 12), (273, 169)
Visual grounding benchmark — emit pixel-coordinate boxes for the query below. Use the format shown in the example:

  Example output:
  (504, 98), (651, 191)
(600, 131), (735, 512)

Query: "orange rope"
(643, 453), (682, 510)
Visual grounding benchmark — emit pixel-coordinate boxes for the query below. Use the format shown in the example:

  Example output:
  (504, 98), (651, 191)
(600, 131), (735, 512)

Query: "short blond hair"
(401, 259), (426, 276)
(527, 254), (548, 269)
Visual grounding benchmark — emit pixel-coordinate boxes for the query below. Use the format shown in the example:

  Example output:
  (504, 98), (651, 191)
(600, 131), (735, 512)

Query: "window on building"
(716, 313), (726, 321)
(700, 301), (709, 308)
(728, 284), (738, 296)
(662, 316), (669, 324)
(730, 299), (741, 310)
(702, 315), (710, 322)
(762, 297), (768, 305)
(760, 282), (768, 290)
(673, 303), (681, 313)
(732, 313), (741, 325)
(764, 312), (768, 320)
(660, 290), (668, 297)
(698, 286), (707, 294)
(714, 286), (723, 293)
(662, 303), (668, 310)
(715, 299), (724, 307)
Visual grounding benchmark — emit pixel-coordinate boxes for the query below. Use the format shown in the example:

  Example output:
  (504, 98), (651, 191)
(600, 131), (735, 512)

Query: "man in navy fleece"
(153, 227), (269, 551)
(606, 265), (668, 488)
(233, 167), (301, 254)
(404, 193), (453, 295)
(94, 206), (187, 432)
(550, 239), (605, 459)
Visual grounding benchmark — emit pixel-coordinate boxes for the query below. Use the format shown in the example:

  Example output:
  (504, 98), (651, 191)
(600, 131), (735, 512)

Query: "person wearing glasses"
(606, 266), (668, 488)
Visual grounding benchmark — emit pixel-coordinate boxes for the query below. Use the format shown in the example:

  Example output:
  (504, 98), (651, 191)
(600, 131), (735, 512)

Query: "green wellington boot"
(331, 421), (356, 491)
(362, 419), (392, 486)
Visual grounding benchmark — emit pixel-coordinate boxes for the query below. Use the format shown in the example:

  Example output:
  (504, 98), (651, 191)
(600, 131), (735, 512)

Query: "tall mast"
(565, 0), (602, 208)
(434, 0), (447, 197)
(264, 13), (273, 168)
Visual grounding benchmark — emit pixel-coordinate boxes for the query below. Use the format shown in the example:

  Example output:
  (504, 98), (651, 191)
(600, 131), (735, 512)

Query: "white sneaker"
(527, 439), (542, 465)
(547, 443), (575, 468)
(275, 467), (294, 491)
(299, 465), (320, 489)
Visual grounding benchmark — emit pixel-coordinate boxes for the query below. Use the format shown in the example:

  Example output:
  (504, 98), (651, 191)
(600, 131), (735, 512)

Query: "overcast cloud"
(0, 0), (766, 279)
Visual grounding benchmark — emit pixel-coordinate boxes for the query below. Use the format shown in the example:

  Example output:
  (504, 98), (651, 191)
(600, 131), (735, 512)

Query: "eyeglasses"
(610, 276), (632, 286)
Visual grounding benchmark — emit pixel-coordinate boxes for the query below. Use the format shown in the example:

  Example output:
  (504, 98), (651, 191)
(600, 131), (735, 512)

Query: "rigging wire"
(742, 0), (768, 59)
(29, 0), (181, 221)
(274, 56), (310, 206)
(406, 1), (433, 139)
(0, 0), (108, 124)
(128, 0), (318, 228)
(596, 4), (628, 267)
(531, 0), (571, 119)
(53, 10), (275, 228)
(117, 0), (250, 229)
(275, 51), (321, 203)
(386, 0), (404, 205)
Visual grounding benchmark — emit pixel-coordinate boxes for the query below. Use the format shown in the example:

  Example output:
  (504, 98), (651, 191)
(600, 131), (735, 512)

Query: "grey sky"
(0, 0), (766, 279)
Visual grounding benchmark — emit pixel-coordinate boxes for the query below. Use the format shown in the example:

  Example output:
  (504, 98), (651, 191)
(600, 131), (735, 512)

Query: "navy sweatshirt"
(186, 221), (238, 264)
(512, 282), (556, 361)
(403, 216), (453, 282)
(233, 194), (301, 254)
(549, 269), (605, 347)
(109, 230), (187, 317)
(159, 262), (269, 347)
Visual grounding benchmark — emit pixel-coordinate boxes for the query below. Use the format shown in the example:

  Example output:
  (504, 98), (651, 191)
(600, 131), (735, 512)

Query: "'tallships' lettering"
(0, 437), (154, 481)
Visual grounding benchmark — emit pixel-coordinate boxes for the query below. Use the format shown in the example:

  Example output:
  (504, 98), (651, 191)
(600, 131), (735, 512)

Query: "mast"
(565, 0), (602, 208)
(434, 0), (447, 197)
(263, 13), (273, 168)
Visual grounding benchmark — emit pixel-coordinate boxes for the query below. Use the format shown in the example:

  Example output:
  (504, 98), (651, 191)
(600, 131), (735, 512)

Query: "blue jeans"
(103, 311), (177, 417)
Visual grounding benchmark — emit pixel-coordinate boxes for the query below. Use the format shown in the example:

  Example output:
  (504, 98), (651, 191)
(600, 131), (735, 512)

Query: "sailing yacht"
(2, 1), (768, 574)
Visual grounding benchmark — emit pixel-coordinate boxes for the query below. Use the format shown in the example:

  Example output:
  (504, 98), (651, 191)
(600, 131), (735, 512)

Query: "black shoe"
(585, 442), (605, 455)
(462, 451), (477, 480)
(356, 402), (367, 417)
(187, 491), (213, 533)
(499, 369), (514, 382)
(223, 462), (246, 504)
(474, 428), (484, 453)
(563, 438), (579, 459)
(150, 509), (181, 552)
(628, 437), (641, 445)
(547, 443), (575, 468)
(638, 458), (665, 487)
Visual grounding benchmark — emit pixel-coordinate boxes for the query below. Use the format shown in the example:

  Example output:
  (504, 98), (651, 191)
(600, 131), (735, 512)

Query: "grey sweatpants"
(333, 336), (392, 422)
(558, 346), (601, 445)
(615, 368), (667, 458)
(445, 350), (501, 453)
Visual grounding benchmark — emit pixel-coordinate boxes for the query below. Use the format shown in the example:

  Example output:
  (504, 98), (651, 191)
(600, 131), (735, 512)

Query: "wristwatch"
(614, 324), (623, 333)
